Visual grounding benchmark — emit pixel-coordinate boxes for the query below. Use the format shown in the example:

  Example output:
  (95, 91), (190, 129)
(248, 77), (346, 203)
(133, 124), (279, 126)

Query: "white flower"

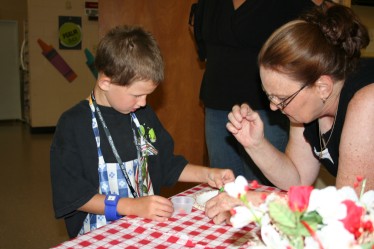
(338, 186), (359, 202)
(224, 176), (374, 249)
(361, 190), (374, 206)
(224, 175), (249, 198)
(307, 186), (359, 224)
(361, 190), (374, 213)
(230, 206), (256, 228)
(230, 201), (266, 228)
(260, 214), (290, 249)
(304, 221), (356, 249)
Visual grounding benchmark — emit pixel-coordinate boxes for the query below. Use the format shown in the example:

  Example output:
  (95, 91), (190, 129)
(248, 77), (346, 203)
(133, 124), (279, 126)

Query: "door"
(0, 20), (22, 120)
(98, 1), (208, 166)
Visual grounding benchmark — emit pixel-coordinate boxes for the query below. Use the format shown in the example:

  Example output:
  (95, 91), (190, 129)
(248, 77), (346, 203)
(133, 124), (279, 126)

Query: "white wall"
(27, 0), (99, 127)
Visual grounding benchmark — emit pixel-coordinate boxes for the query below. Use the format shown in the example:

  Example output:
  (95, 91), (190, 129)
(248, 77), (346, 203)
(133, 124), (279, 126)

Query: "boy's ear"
(97, 73), (112, 91)
(315, 75), (334, 100)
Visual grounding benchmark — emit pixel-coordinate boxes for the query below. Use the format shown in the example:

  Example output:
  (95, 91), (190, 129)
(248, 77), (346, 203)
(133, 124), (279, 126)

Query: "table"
(53, 183), (283, 249)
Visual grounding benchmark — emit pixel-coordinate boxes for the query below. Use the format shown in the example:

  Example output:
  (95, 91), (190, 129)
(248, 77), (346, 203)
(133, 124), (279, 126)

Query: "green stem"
(360, 179), (367, 199)
(300, 220), (324, 249)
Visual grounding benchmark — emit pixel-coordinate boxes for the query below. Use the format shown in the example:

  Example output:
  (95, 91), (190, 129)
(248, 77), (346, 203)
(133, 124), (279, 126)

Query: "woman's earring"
(322, 98), (326, 104)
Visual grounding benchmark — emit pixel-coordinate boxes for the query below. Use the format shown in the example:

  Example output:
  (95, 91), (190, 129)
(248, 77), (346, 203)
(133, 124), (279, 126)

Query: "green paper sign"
(58, 16), (82, 50)
(59, 22), (82, 48)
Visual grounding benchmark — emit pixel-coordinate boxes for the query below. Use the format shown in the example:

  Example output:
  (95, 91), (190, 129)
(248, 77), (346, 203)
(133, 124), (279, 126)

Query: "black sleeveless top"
(199, 0), (314, 110)
(304, 58), (374, 176)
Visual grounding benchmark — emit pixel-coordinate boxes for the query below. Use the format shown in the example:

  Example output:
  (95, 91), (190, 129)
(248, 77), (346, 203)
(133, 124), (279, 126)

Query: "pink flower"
(340, 200), (364, 239)
(287, 186), (314, 212)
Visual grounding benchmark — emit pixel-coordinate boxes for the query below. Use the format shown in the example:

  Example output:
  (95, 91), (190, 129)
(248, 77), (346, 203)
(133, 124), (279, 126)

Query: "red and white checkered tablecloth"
(53, 183), (283, 249)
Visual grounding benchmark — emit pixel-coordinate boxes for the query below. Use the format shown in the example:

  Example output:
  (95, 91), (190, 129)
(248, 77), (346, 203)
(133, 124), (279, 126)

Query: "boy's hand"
(129, 195), (174, 222)
(206, 168), (235, 190)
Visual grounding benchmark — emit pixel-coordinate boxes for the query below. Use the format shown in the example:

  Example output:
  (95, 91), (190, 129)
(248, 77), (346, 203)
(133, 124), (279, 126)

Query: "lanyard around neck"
(90, 91), (138, 198)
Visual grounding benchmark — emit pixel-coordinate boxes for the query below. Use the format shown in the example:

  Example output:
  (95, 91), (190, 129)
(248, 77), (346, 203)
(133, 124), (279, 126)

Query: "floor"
(0, 121), (196, 249)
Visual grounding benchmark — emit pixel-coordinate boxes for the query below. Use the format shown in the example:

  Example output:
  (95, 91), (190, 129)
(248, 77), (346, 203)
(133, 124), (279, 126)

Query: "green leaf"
(148, 128), (156, 142)
(141, 184), (148, 194)
(240, 194), (247, 203)
(296, 220), (314, 237)
(289, 235), (304, 249)
(141, 156), (148, 178)
(139, 125), (145, 136)
(361, 241), (374, 249)
(299, 211), (323, 236)
(301, 211), (323, 224)
(276, 223), (300, 236)
(268, 202), (297, 229)
(141, 163), (146, 178)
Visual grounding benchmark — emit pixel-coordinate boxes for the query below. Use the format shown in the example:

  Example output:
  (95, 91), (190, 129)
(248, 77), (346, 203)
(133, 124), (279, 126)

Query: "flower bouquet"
(224, 176), (374, 249)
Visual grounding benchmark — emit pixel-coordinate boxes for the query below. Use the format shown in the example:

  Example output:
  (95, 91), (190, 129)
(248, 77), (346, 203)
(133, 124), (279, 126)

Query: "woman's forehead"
(260, 68), (301, 93)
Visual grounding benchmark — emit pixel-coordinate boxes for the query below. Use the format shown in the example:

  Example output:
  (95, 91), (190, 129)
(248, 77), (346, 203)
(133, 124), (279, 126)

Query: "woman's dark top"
(304, 58), (374, 176)
(199, 0), (315, 110)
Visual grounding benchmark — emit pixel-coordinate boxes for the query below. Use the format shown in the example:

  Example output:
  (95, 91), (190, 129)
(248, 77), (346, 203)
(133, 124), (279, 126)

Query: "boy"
(50, 25), (234, 238)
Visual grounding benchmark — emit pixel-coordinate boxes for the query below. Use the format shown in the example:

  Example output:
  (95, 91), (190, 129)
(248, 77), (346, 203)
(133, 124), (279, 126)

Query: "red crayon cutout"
(37, 38), (77, 82)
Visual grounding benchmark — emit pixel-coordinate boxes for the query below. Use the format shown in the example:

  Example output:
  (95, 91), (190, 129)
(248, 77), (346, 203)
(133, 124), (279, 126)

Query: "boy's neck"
(92, 86), (110, 107)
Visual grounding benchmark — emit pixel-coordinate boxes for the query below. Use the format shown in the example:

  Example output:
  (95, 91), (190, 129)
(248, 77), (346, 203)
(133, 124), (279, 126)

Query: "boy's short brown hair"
(95, 25), (164, 86)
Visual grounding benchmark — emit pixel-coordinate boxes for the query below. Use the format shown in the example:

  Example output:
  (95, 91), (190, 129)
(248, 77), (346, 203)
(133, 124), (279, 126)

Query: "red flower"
(230, 209), (237, 216)
(340, 200), (364, 239)
(363, 220), (373, 232)
(250, 180), (259, 189)
(287, 186), (314, 212)
(354, 182), (359, 188)
(356, 175), (364, 182)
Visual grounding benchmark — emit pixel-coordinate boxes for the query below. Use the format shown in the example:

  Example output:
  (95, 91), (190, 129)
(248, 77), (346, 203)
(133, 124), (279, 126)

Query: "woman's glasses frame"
(262, 84), (308, 111)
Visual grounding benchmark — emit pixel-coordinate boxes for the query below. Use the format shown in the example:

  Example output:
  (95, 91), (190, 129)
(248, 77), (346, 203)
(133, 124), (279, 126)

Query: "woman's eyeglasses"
(262, 84), (307, 111)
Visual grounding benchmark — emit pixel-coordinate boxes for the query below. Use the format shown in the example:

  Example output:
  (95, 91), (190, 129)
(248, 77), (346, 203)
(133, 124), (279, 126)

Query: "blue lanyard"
(90, 92), (138, 198)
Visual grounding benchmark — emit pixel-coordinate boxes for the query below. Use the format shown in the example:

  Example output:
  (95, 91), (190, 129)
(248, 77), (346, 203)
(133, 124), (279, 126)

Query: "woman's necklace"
(318, 100), (339, 159)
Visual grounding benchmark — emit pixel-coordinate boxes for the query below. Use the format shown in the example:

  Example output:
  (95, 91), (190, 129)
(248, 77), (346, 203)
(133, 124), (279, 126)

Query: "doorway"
(0, 20), (22, 120)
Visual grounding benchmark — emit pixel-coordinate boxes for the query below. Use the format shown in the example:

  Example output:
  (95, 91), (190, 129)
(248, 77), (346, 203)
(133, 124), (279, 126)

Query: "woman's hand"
(204, 192), (243, 225)
(205, 190), (270, 225)
(226, 104), (265, 149)
(206, 168), (235, 189)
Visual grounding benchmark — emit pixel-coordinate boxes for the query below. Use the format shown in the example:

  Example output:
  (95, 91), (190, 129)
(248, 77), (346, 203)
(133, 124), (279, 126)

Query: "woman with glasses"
(205, 4), (374, 225)
(192, 0), (321, 186)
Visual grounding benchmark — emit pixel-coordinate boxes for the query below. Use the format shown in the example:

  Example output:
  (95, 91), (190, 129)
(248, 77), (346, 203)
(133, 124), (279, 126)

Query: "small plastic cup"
(171, 196), (194, 215)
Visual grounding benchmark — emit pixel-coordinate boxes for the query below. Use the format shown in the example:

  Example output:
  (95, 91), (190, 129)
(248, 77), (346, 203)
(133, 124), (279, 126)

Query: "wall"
(27, 0), (99, 128)
(0, 21), (22, 120)
(0, 0), (27, 48)
(352, 5), (374, 57)
(98, 0), (208, 169)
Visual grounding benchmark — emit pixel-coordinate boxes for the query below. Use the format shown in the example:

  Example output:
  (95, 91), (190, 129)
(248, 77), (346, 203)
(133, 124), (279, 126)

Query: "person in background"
(194, 0), (323, 184)
(50, 25), (235, 238)
(205, 3), (374, 225)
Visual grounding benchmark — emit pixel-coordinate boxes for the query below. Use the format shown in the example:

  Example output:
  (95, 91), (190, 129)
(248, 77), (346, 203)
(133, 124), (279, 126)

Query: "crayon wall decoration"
(37, 38), (77, 82)
(84, 48), (98, 79)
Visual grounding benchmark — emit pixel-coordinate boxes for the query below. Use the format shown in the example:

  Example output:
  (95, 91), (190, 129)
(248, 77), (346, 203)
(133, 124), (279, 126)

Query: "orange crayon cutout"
(37, 38), (77, 82)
